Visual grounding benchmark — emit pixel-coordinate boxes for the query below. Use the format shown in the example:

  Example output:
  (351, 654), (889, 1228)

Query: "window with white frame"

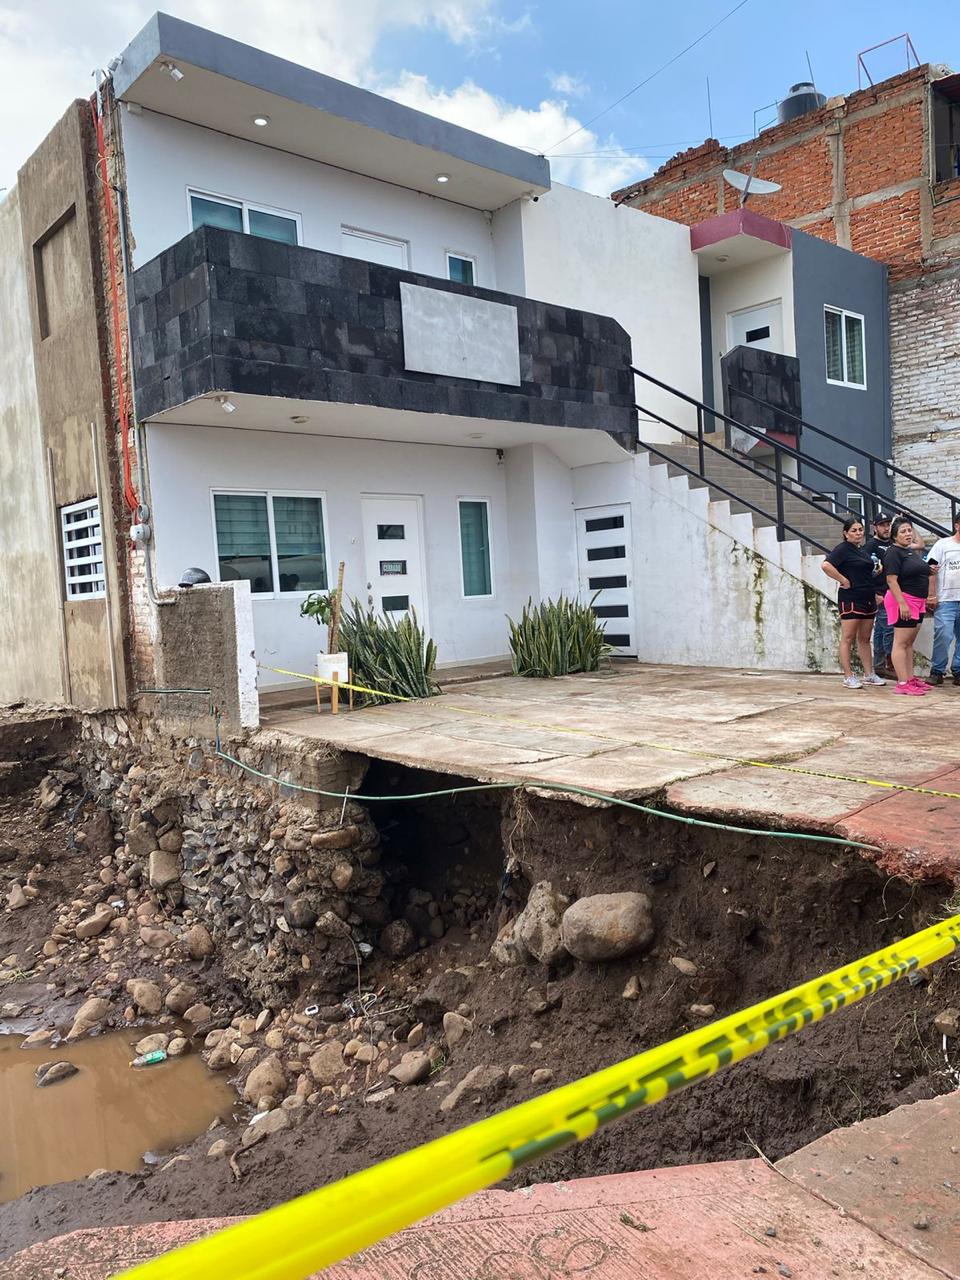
(60, 499), (106, 600)
(189, 190), (300, 245)
(446, 252), (476, 286)
(824, 306), (866, 388)
(341, 226), (408, 268)
(212, 491), (328, 596)
(458, 499), (492, 597)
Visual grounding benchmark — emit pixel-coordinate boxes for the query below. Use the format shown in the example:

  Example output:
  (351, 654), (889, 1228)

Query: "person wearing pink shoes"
(883, 516), (932, 696)
(821, 516), (885, 690)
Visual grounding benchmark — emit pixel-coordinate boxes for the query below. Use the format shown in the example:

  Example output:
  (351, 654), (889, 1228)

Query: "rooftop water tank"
(777, 82), (827, 124)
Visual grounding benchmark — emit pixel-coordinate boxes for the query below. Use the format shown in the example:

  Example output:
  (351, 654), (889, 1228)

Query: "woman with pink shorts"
(883, 516), (932, 696)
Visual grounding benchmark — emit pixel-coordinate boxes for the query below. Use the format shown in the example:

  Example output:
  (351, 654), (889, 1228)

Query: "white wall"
(708, 254), (797, 399)
(122, 110), (497, 283)
(508, 184), (703, 441)
(146, 423), (533, 685)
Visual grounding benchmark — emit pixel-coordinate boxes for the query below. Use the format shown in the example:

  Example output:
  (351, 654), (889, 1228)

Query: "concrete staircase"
(643, 442), (844, 552)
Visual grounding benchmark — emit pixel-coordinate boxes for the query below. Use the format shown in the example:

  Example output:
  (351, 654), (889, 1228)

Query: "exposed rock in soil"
(35, 1061), (79, 1087)
(560, 892), (655, 962)
(514, 881), (569, 964)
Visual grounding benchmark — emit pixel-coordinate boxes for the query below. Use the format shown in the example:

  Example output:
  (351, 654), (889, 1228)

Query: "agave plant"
(507, 594), (612, 678)
(339, 601), (440, 705)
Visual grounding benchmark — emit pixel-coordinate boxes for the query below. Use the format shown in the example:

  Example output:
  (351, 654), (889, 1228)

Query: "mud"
(2, 760), (959, 1260)
(0, 1030), (237, 1203)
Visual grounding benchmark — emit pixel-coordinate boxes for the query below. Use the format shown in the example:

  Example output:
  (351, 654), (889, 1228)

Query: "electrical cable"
(213, 747), (881, 853)
(546, 0), (752, 153)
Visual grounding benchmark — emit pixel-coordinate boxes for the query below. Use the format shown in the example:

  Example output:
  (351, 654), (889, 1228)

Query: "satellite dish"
(723, 166), (782, 206)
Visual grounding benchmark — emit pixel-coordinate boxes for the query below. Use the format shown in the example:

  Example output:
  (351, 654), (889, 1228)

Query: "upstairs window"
(447, 252), (476, 286)
(190, 190), (300, 245)
(60, 499), (106, 600)
(932, 82), (960, 183)
(341, 226), (408, 268)
(824, 306), (866, 389)
(213, 491), (328, 596)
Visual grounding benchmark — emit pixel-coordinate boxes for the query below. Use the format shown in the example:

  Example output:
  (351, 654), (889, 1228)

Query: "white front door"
(576, 504), (635, 657)
(727, 300), (784, 352)
(360, 496), (428, 623)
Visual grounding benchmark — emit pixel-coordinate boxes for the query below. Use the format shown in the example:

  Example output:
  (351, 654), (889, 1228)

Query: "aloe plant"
(339, 601), (440, 704)
(507, 594), (612, 678)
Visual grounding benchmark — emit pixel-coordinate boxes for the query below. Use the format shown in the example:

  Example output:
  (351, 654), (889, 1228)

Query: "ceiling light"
(467, 432), (484, 439)
(290, 415), (308, 424)
(160, 61), (184, 82)
(217, 396), (236, 414)
(435, 173), (450, 184)
(252, 115), (270, 128)
(715, 255), (729, 263)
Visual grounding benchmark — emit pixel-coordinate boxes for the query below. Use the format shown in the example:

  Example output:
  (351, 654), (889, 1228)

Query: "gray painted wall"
(698, 276), (714, 411)
(790, 230), (891, 503)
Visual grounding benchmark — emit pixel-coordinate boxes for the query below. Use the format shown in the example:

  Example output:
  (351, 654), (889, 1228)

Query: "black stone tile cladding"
(720, 346), (803, 440)
(131, 225), (636, 445)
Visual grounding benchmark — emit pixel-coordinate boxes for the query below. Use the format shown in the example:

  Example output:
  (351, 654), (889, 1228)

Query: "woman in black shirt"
(821, 517), (885, 689)
(883, 516), (933, 696)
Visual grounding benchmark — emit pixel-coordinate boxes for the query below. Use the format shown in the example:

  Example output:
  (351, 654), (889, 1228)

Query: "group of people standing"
(822, 510), (960, 697)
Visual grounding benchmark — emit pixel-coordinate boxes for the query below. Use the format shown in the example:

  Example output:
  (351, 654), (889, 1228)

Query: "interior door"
(360, 496), (427, 622)
(727, 300), (784, 352)
(575, 504), (635, 657)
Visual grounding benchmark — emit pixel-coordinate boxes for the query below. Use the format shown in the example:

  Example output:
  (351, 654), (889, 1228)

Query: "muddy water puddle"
(0, 1031), (238, 1203)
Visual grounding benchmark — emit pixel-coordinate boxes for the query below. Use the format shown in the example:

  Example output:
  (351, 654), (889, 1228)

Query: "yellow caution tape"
(118, 913), (960, 1280)
(263, 663), (413, 702)
(263, 662), (960, 803)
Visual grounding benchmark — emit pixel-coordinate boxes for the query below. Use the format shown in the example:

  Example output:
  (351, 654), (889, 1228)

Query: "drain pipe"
(98, 71), (174, 609)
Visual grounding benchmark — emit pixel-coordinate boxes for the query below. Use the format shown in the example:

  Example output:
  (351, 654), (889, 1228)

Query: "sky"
(0, 1), (956, 197)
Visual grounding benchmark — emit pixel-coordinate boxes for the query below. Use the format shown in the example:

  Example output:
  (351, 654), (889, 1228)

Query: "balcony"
(129, 226), (636, 449)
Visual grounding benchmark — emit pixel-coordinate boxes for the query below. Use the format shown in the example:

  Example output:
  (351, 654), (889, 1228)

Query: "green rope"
(213, 749), (881, 853)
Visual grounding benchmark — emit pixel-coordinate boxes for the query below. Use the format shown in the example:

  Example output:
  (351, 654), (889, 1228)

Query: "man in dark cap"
(865, 512), (894, 678)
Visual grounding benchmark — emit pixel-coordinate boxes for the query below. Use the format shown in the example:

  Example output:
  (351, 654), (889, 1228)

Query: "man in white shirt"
(926, 513), (960, 685)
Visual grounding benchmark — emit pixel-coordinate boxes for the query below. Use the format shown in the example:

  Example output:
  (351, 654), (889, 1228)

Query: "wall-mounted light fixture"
(217, 396), (236, 414)
(160, 61), (184, 81)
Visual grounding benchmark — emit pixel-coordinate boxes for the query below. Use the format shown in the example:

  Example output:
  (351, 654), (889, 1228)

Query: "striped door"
(575, 504), (635, 656)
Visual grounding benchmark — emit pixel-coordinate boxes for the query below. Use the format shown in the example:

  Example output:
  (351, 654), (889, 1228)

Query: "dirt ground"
(2, 762), (960, 1260)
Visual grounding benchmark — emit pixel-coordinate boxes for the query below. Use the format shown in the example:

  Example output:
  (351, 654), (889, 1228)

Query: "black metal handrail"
(631, 365), (951, 540)
(637, 402), (856, 552)
(726, 381), (960, 525)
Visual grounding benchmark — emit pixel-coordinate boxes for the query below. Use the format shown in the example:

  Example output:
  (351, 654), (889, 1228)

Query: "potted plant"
(300, 565), (349, 697)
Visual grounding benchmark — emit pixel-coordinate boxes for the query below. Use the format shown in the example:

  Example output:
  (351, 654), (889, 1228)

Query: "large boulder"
(283, 895), (318, 931)
(560, 892), (655, 963)
(308, 1042), (345, 1085)
(243, 1053), (287, 1105)
(75, 904), (116, 940)
(165, 981), (198, 1015)
(67, 996), (111, 1040)
(440, 1065), (507, 1113)
(148, 848), (180, 890)
(181, 923), (214, 960)
(126, 979), (163, 1015)
(515, 882), (570, 965)
(380, 919), (416, 959)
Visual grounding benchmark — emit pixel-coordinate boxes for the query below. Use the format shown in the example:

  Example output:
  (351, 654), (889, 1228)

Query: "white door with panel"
(575, 504), (635, 656)
(360, 496), (428, 622)
(726, 300), (784, 353)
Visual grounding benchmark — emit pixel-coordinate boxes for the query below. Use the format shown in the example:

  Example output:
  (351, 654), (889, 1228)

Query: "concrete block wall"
(891, 266), (960, 524)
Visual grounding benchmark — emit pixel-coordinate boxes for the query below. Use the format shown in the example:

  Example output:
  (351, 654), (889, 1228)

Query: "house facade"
(0, 13), (904, 723)
(613, 62), (960, 524)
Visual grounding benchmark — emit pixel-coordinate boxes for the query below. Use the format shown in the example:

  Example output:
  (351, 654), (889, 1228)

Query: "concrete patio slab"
(262, 665), (960, 878)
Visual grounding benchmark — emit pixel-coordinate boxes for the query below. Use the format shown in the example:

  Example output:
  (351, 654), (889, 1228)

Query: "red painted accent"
(690, 207), (793, 253)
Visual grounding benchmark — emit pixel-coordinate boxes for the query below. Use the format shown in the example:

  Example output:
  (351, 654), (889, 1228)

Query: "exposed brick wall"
(747, 135), (834, 223)
(842, 100), (925, 199)
(849, 189), (924, 281)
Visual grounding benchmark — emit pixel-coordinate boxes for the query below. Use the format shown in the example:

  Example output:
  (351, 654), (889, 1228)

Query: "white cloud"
(381, 72), (643, 195)
(0, 0), (640, 198)
(547, 71), (588, 98)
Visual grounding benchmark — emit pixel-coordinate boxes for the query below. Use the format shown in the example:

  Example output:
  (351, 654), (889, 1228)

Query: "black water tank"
(777, 81), (827, 124)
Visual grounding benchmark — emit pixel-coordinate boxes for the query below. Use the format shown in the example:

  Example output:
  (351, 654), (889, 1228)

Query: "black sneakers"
(930, 672), (945, 685)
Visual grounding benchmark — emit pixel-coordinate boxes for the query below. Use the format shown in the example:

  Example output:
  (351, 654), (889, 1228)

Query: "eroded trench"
(1, 732), (959, 1249)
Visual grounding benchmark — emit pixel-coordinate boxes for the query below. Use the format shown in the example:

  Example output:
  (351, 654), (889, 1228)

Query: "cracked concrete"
(263, 664), (960, 882)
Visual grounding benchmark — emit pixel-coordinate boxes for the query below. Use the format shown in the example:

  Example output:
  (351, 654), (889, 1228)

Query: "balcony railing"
(129, 226), (637, 448)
